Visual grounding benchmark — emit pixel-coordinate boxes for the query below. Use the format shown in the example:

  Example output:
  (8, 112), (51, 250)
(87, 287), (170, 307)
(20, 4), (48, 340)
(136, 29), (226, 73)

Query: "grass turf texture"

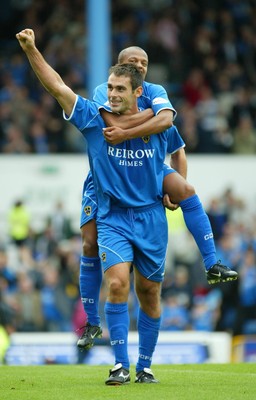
(0, 364), (255, 400)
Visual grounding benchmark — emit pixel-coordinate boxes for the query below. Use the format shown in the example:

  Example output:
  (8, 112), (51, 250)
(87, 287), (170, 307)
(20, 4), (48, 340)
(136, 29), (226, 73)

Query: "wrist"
(123, 127), (136, 140)
(25, 45), (37, 55)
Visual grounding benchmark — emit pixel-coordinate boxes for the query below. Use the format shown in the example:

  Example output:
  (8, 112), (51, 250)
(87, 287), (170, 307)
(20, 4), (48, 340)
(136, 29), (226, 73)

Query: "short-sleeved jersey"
(82, 124), (185, 197)
(80, 125), (185, 226)
(93, 81), (177, 119)
(64, 96), (180, 218)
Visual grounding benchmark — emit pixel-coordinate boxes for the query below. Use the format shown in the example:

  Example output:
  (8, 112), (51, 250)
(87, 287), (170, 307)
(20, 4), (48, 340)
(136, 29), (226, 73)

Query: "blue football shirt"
(64, 95), (181, 217)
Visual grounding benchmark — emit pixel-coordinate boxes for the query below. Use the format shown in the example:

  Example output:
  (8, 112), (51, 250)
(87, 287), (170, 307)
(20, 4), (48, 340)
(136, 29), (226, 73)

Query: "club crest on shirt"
(84, 206), (91, 216)
(142, 136), (150, 143)
(101, 252), (106, 262)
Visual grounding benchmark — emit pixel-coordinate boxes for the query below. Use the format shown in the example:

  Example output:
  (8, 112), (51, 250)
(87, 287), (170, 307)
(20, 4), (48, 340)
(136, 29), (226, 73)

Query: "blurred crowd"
(1, 0), (256, 153)
(1, 186), (256, 354)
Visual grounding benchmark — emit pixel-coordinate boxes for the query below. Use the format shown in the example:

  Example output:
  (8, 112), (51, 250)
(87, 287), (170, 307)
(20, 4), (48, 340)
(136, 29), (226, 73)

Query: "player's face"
(121, 50), (148, 80)
(107, 73), (141, 114)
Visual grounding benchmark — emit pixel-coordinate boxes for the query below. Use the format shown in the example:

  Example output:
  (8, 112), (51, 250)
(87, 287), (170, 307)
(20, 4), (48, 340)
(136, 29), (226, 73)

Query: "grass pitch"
(0, 363), (255, 400)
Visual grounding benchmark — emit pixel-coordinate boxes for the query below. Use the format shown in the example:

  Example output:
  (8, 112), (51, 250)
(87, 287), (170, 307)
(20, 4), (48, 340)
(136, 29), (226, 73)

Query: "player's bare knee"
(177, 182), (195, 202)
(136, 282), (160, 305)
(108, 278), (129, 300)
(140, 295), (161, 318)
(185, 182), (196, 198)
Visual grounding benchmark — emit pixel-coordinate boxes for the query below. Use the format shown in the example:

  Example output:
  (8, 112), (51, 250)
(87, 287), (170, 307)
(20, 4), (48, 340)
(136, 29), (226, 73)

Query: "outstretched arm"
(16, 28), (76, 116)
(101, 109), (174, 145)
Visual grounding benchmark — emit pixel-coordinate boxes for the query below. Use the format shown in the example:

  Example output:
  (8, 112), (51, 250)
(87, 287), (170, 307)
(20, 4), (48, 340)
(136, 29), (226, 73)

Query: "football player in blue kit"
(16, 29), (186, 384)
(16, 31), (238, 385)
(78, 46), (238, 356)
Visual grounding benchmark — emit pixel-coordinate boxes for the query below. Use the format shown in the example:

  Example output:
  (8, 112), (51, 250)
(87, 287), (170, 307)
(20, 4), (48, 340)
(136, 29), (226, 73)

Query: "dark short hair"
(109, 63), (143, 91)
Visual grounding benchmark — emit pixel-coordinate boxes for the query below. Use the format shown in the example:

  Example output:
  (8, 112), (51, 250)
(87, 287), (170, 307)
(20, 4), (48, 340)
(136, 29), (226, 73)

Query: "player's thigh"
(134, 269), (161, 297)
(163, 171), (195, 202)
(104, 261), (132, 299)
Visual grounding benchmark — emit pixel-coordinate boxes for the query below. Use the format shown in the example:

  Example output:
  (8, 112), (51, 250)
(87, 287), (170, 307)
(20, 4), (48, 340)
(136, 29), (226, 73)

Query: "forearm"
(101, 108), (153, 128)
(170, 148), (187, 178)
(25, 47), (63, 97)
(24, 48), (75, 115)
(16, 29), (75, 115)
(124, 110), (173, 139)
(102, 109), (173, 139)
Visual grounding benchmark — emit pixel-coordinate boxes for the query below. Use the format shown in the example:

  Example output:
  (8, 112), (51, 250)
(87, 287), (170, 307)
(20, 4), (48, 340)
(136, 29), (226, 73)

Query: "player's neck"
(123, 105), (139, 115)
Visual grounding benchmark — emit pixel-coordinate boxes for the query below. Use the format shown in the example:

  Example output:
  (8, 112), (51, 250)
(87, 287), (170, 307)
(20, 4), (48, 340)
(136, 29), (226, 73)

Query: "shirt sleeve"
(166, 125), (185, 154)
(63, 95), (100, 131)
(93, 82), (108, 106)
(141, 82), (177, 119)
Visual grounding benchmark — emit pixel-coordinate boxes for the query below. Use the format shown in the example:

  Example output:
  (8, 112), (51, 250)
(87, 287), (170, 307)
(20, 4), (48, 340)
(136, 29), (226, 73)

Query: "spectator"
(28, 121), (50, 154)
(191, 289), (222, 331)
(47, 201), (73, 242)
(10, 272), (44, 332)
(233, 247), (256, 335)
(8, 200), (32, 267)
(0, 248), (17, 293)
(232, 114), (256, 154)
(40, 264), (73, 332)
(160, 293), (190, 331)
(2, 124), (31, 154)
(207, 198), (228, 242)
(0, 292), (16, 364)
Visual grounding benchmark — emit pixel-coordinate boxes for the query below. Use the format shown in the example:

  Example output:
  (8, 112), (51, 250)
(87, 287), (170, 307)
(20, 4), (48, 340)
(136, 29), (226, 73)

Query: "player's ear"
(135, 86), (143, 98)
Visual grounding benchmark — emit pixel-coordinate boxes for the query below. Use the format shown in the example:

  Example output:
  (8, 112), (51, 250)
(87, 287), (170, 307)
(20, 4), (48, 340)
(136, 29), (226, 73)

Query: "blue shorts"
(97, 202), (168, 282)
(80, 172), (98, 228)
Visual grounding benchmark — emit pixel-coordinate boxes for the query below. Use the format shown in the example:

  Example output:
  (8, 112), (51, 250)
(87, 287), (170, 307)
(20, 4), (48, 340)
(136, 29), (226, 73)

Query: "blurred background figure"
(40, 263), (75, 332)
(2, 124), (31, 154)
(10, 272), (44, 332)
(47, 201), (73, 243)
(8, 200), (32, 268)
(233, 247), (256, 335)
(191, 290), (222, 332)
(160, 293), (191, 332)
(0, 290), (16, 364)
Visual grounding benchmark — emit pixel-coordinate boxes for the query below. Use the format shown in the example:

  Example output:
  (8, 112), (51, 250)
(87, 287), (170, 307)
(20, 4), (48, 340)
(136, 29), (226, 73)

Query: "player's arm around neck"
(124, 109), (174, 138)
(104, 109), (174, 142)
(16, 28), (76, 116)
(101, 108), (154, 129)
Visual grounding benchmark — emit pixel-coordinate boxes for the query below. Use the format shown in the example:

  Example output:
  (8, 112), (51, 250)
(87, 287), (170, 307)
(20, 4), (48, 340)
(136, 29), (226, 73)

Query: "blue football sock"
(79, 256), (102, 326)
(179, 194), (217, 270)
(105, 302), (130, 369)
(136, 308), (161, 372)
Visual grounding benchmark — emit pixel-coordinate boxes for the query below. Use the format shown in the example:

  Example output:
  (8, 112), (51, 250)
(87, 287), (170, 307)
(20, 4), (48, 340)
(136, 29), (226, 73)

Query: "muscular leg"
(134, 269), (162, 318)
(134, 268), (162, 373)
(81, 219), (98, 257)
(104, 262), (131, 369)
(163, 172), (217, 270)
(79, 219), (102, 327)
